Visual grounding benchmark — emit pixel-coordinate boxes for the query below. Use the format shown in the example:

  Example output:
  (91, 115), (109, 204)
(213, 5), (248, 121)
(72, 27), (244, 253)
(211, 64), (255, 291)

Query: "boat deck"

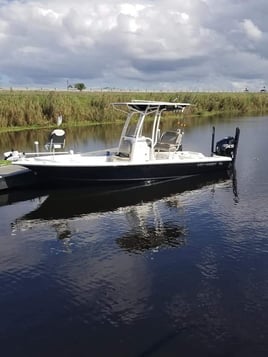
(13, 151), (232, 168)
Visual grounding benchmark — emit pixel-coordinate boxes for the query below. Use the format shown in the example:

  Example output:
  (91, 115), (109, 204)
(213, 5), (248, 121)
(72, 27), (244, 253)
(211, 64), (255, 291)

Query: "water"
(1, 115), (268, 356)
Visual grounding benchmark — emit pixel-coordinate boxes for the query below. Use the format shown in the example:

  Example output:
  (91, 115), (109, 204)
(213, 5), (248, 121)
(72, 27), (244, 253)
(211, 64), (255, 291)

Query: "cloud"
(241, 19), (262, 41)
(0, 0), (268, 91)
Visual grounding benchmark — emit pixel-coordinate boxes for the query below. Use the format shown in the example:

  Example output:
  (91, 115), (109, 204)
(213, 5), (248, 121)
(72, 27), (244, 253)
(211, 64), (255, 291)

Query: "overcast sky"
(0, 0), (267, 91)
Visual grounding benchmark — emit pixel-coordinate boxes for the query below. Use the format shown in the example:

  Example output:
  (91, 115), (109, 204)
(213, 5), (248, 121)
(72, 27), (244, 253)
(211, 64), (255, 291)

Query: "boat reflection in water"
(116, 216), (187, 253)
(12, 171), (235, 252)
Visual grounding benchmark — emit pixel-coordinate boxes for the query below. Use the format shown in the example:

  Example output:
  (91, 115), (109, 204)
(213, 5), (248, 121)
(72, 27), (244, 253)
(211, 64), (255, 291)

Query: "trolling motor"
(3, 149), (23, 161)
(211, 127), (240, 162)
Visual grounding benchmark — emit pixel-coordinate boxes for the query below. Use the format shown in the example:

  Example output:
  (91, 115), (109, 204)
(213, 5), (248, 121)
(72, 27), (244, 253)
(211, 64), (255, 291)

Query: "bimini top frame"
(112, 100), (191, 159)
(112, 100), (191, 114)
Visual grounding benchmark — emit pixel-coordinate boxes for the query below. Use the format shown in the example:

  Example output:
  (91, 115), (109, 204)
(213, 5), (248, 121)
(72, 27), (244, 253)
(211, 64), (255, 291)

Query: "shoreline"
(0, 90), (268, 131)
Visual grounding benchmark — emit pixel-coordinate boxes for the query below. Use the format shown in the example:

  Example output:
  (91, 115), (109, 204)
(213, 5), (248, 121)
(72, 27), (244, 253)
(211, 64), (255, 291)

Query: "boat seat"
(154, 130), (183, 152)
(45, 129), (66, 151)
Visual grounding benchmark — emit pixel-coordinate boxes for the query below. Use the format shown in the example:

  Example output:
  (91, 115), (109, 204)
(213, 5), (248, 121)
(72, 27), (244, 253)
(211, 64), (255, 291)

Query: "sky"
(0, 0), (268, 91)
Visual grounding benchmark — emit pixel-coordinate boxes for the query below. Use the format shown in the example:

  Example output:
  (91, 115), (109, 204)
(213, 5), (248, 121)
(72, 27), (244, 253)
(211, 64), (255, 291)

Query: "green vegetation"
(0, 159), (11, 166)
(0, 90), (268, 132)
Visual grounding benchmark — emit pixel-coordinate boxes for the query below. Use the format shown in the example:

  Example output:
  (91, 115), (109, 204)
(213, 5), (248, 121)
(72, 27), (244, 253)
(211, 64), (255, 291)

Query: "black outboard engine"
(215, 136), (235, 157)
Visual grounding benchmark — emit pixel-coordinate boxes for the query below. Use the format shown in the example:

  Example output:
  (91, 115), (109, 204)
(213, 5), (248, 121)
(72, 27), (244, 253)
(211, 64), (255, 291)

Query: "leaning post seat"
(154, 129), (183, 152)
(45, 129), (66, 151)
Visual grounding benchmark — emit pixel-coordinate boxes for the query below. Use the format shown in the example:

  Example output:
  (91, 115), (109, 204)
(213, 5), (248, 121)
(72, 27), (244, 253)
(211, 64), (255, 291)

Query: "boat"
(12, 100), (240, 186)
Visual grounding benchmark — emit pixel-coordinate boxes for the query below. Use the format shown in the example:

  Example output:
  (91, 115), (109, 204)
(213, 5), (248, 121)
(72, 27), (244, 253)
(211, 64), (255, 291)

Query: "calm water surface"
(0, 116), (268, 356)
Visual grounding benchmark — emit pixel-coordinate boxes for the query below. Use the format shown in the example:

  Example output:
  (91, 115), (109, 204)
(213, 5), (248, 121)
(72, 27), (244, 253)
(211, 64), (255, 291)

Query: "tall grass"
(0, 90), (268, 130)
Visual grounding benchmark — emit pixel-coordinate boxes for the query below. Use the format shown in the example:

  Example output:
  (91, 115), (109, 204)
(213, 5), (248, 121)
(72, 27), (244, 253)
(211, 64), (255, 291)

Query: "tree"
(74, 83), (86, 91)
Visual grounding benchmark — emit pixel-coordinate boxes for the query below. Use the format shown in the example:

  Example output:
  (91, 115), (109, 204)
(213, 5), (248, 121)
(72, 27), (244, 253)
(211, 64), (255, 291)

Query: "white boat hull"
(13, 151), (232, 184)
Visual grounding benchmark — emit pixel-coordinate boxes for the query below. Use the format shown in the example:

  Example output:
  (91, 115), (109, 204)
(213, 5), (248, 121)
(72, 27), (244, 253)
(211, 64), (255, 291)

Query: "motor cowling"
(215, 136), (235, 157)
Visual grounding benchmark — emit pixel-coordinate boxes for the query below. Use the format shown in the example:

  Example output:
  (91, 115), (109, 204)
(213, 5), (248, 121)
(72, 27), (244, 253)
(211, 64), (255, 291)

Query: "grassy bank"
(0, 159), (11, 166)
(0, 90), (268, 131)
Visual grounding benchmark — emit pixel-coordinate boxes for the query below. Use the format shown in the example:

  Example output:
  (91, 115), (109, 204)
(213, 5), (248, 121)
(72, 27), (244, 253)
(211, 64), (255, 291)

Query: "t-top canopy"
(112, 100), (191, 113)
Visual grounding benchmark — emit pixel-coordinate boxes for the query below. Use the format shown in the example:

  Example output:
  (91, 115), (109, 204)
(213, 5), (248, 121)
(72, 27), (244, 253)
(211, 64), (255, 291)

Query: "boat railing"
(80, 148), (118, 156)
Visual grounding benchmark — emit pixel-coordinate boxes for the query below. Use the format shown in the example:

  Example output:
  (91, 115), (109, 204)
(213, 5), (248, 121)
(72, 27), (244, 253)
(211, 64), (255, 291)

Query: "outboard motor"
(215, 136), (235, 157)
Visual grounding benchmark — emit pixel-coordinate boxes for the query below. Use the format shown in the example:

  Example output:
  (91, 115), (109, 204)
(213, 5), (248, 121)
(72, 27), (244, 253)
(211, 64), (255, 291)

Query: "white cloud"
(241, 19), (262, 41)
(0, 0), (268, 91)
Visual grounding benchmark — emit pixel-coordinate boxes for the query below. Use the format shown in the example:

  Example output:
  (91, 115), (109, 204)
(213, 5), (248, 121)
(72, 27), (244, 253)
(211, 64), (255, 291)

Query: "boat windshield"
(125, 114), (139, 137)
(125, 111), (152, 138)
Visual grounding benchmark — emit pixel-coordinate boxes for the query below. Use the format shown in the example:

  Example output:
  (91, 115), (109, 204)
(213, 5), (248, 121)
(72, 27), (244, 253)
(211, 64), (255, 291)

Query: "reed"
(0, 90), (267, 131)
